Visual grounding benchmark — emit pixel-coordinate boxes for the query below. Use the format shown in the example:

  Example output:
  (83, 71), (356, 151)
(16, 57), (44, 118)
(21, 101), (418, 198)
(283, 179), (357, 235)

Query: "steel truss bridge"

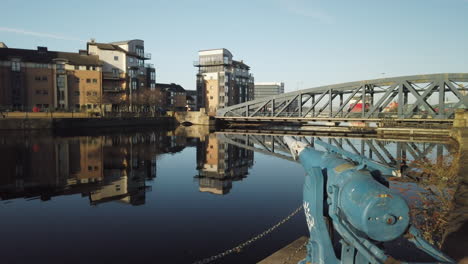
(218, 132), (453, 171)
(217, 73), (468, 122)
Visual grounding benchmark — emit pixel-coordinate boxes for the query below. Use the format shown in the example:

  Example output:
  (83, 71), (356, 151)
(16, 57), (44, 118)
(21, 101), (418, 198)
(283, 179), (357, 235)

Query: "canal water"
(0, 127), (466, 264)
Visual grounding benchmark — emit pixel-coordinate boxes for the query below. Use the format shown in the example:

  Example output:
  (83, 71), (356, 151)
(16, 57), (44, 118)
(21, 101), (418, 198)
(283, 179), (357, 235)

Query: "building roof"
(0, 42), (7, 48)
(155, 83), (186, 93)
(88, 42), (128, 53)
(0, 47), (102, 66)
(88, 41), (145, 59)
(110, 39), (143, 45)
(255, 82), (284, 86)
(232, 60), (250, 70)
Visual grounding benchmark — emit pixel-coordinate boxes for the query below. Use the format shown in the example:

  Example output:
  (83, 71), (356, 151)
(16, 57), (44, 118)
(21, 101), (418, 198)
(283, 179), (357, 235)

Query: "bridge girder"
(218, 133), (452, 170)
(217, 73), (468, 119)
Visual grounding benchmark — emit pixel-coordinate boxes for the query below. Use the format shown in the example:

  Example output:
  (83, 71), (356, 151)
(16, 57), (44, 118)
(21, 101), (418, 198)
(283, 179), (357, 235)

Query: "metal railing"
(103, 87), (124, 92)
(0, 110), (167, 119)
(102, 72), (126, 80)
(193, 60), (227, 67)
(0, 106), (168, 119)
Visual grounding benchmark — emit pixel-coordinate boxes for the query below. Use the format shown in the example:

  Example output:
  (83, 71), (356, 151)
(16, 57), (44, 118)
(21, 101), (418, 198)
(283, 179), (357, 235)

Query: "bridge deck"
(217, 116), (453, 124)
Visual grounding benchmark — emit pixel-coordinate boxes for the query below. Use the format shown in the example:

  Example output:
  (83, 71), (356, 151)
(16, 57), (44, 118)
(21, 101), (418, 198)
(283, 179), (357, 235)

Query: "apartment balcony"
(102, 72), (126, 80)
(103, 87), (124, 93)
(145, 63), (154, 69)
(144, 53), (151, 60)
(193, 60), (227, 67)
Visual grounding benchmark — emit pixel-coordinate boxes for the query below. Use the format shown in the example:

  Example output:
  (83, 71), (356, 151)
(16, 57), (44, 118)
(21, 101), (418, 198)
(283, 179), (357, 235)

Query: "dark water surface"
(0, 127), (466, 263)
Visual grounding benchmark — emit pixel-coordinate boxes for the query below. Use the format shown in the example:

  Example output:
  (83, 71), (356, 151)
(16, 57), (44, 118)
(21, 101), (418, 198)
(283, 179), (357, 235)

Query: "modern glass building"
(254, 82), (284, 100)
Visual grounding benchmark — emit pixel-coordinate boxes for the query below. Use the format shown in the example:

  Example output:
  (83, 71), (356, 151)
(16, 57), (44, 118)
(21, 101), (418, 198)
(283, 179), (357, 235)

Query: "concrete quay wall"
(0, 116), (175, 130)
(171, 110), (216, 126)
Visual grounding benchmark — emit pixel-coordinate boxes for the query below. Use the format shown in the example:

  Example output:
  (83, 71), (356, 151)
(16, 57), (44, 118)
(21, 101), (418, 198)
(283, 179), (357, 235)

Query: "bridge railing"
(222, 111), (448, 119)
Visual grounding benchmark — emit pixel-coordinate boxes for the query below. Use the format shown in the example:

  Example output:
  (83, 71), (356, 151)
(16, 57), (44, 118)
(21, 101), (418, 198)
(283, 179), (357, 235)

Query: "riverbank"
(0, 116), (176, 130)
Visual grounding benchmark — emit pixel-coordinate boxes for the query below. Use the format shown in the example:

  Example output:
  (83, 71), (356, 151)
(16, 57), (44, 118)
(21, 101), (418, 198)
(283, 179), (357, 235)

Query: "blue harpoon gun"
(283, 136), (455, 264)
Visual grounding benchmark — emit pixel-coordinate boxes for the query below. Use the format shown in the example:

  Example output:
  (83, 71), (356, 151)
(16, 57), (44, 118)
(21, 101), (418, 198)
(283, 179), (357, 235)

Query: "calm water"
(0, 127), (466, 263)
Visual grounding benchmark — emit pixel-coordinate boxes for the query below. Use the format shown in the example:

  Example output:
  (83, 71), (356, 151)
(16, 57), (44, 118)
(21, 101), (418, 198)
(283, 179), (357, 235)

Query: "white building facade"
(254, 82), (285, 100)
(195, 48), (254, 116)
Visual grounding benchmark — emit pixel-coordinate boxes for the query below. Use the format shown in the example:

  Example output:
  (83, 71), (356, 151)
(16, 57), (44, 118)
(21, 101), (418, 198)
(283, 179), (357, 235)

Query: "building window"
(57, 75), (66, 88)
(86, 66), (91, 70)
(43, 90), (48, 95)
(75, 104), (80, 109)
(114, 56), (118, 61)
(136, 47), (144, 57)
(129, 58), (134, 63)
(92, 66), (96, 71)
(36, 90), (41, 95)
(112, 68), (119, 76)
(92, 91), (97, 96)
(75, 65), (79, 70)
(35, 76), (41, 81)
(92, 79), (97, 83)
(86, 79), (91, 83)
(11, 61), (20, 72)
(42, 76), (47, 81)
(140, 82), (144, 87)
(74, 91), (80, 96)
(57, 64), (65, 70)
(87, 91), (91, 96)
(76, 78), (80, 83)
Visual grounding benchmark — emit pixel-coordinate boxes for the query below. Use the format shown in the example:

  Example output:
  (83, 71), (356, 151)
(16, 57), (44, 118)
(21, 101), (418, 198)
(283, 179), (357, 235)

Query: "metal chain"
(281, 239), (308, 264)
(192, 205), (304, 264)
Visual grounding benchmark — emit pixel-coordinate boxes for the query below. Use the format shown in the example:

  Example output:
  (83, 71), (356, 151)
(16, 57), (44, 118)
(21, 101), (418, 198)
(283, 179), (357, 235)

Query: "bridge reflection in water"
(0, 127), (466, 262)
(217, 131), (454, 170)
(190, 129), (467, 262)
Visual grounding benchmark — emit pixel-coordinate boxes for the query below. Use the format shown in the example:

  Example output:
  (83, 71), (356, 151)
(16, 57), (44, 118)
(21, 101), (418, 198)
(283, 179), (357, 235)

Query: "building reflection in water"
(196, 134), (254, 195)
(0, 131), (187, 205)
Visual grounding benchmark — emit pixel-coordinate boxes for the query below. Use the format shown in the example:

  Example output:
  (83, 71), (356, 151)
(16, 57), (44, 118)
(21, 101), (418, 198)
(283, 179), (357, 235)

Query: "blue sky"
(1, 0), (467, 92)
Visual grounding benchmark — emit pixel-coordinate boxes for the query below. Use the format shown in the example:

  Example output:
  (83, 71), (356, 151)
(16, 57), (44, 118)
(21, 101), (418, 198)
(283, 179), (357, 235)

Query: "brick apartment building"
(155, 83), (187, 111)
(87, 39), (156, 111)
(0, 44), (102, 111)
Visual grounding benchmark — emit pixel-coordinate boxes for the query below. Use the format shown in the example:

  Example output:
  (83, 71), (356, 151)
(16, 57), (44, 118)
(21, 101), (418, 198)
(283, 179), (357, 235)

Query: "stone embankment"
(0, 113), (176, 130)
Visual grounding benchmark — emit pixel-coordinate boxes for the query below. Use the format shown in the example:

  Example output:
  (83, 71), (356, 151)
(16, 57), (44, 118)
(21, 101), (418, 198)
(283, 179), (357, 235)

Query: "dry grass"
(407, 152), (460, 248)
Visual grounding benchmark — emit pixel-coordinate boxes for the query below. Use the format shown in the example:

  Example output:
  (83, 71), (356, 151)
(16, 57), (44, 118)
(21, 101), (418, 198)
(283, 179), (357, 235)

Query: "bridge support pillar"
(453, 109), (468, 128)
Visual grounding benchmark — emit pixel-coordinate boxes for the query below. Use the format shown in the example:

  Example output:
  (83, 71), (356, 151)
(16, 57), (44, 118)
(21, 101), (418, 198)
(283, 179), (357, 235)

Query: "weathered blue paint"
(283, 137), (456, 264)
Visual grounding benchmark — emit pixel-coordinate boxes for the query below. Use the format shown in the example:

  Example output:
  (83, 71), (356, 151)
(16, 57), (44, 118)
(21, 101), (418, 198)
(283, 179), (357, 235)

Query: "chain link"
(281, 239), (308, 264)
(192, 205), (304, 264)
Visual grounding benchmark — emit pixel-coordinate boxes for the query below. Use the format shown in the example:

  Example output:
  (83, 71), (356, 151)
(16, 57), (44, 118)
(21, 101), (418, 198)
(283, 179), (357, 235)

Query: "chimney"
(37, 46), (48, 53)
(79, 49), (87, 55)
